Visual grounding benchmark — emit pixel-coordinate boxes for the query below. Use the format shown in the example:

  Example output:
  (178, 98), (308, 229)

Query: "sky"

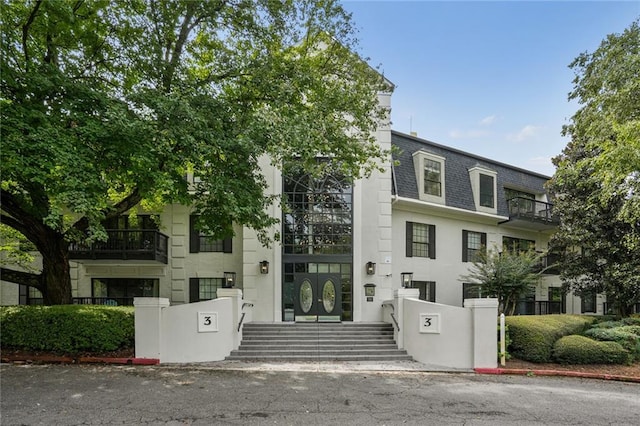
(341, 0), (639, 176)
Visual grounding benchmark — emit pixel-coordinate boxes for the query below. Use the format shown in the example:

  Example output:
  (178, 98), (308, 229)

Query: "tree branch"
(21, 0), (43, 72)
(72, 187), (142, 232)
(0, 267), (42, 290)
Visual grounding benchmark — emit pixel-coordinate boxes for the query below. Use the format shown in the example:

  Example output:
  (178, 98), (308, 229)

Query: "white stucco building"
(2, 85), (607, 318)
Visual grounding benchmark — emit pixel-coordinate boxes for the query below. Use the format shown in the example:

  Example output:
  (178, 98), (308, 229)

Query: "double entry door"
(293, 273), (342, 322)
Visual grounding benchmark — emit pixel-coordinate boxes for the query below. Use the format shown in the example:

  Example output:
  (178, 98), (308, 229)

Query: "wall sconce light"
(223, 272), (236, 288)
(401, 272), (414, 288)
(259, 260), (269, 274)
(366, 261), (376, 275)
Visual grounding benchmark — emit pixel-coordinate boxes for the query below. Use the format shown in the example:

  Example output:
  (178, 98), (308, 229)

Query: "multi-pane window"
(92, 278), (159, 301)
(189, 277), (225, 302)
(406, 222), (436, 259)
(413, 281), (436, 302)
(503, 236), (535, 253)
(189, 215), (232, 253)
(462, 230), (486, 262)
(424, 159), (442, 196)
(282, 167), (353, 255)
(479, 174), (495, 208)
(462, 283), (482, 303)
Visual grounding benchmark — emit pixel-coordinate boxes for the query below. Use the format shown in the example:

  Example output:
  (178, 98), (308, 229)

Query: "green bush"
(553, 335), (631, 365)
(0, 305), (134, 354)
(584, 325), (640, 360)
(505, 315), (595, 363)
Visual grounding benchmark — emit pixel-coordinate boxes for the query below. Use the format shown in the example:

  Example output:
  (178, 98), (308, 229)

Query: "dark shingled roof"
(391, 131), (552, 217)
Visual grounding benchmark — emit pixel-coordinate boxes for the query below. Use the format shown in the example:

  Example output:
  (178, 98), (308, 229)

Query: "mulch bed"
(505, 357), (640, 378)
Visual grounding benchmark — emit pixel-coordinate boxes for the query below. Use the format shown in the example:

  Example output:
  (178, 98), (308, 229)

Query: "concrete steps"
(227, 322), (412, 362)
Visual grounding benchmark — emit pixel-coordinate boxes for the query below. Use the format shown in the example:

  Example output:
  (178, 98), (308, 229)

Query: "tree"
(460, 246), (545, 316)
(547, 20), (640, 316)
(1, 0), (390, 304)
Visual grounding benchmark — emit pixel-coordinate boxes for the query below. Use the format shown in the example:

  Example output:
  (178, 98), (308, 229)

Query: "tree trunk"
(40, 234), (73, 305)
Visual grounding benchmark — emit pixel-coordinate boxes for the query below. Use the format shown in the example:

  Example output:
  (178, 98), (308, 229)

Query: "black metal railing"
(507, 197), (558, 224)
(602, 302), (640, 315)
(69, 229), (169, 263)
(515, 301), (565, 315)
(27, 297), (134, 306)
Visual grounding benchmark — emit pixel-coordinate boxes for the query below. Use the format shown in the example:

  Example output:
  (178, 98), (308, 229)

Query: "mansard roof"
(391, 130), (552, 217)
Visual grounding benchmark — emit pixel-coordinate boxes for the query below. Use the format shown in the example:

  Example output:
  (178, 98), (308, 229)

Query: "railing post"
(393, 288), (420, 349)
(464, 298), (499, 369)
(134, 297), (170, 360)
(217, 288), (243, 349)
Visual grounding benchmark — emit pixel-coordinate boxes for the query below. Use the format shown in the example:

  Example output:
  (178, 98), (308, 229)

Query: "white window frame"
(468, 166), (497, 214)
(412, 150), (446, 204)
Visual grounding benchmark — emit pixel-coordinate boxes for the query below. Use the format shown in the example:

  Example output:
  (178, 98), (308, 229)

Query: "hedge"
(0, 305), (134, 354)
(584, 325), (640, 360)
(505, 315), (595, 363)
(553, 335), (631, 365)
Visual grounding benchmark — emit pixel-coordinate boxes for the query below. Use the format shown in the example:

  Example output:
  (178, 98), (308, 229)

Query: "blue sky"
(341, 1), (639, 176)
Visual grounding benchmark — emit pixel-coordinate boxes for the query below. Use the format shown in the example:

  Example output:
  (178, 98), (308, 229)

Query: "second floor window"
(406, 222), (436, 259)
(189, 215), (232, 253)
(462, 230), (486, 262)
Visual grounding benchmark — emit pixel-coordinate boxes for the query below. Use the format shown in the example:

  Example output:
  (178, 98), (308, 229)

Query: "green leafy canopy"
(1, 0), (391, 304)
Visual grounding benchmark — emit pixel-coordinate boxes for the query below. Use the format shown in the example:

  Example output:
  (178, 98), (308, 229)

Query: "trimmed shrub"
(553, 335), (631, 365)
(584, 325), (640, 360)
(0, 305), (134, 354)
(506, 315), (595, 363)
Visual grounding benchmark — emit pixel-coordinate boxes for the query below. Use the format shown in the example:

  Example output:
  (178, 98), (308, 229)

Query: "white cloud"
(507, 125), (539, 142)
(449, 129), (489, 139)
(479, 115), (496, 126)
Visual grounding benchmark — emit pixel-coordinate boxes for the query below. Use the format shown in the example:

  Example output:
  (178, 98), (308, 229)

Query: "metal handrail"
(382, 302), (399, 332)
(238, 302), (254, 332)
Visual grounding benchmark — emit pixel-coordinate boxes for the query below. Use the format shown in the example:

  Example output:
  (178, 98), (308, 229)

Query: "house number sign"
(198, 312), (218, 333)
(419, 313), (440, 334)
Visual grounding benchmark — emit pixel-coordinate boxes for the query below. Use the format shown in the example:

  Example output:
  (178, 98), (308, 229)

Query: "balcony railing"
(69, 229), (169, 264)
(26, 297), (134, 306)
(501, 197), (559, 231)
(515, 301), (566, 315)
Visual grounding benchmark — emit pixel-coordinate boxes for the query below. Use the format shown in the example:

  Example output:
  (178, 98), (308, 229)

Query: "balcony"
(69, 229), (169, 264)
(500, 197), (559, 231)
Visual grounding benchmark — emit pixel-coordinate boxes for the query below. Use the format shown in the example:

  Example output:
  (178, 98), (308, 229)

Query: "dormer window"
(424, 159), (442, 196)
(479, 174), (495, 208)
(468, 165), (497, 214)
(413, 150), (446, 204)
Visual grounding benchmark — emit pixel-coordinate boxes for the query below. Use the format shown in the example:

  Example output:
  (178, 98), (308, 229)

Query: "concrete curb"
(474, 367), (640, 383)
(1, 355), (159, 366)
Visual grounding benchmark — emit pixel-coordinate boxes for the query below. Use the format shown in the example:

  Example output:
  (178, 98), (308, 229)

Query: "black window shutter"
(189, 215), (199, 253)
(189, 278), (199, 303)
(481, 232), (487, 256)
(406, 222), (413, 257)
(222, 237), (232, 253)
(428, 225), (436, 259)
(429, 282), (436, 303)
(462, 230), (469, 262)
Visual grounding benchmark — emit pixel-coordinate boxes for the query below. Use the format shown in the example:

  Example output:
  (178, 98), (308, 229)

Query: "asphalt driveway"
(1, 363), (638, 425)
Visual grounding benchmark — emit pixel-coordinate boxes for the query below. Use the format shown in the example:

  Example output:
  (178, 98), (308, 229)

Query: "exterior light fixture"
(259, 260), (269, 274)
(401, 272), (414, 288)
(223, 272), (236, 288)
(366, 261), (376, 275)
